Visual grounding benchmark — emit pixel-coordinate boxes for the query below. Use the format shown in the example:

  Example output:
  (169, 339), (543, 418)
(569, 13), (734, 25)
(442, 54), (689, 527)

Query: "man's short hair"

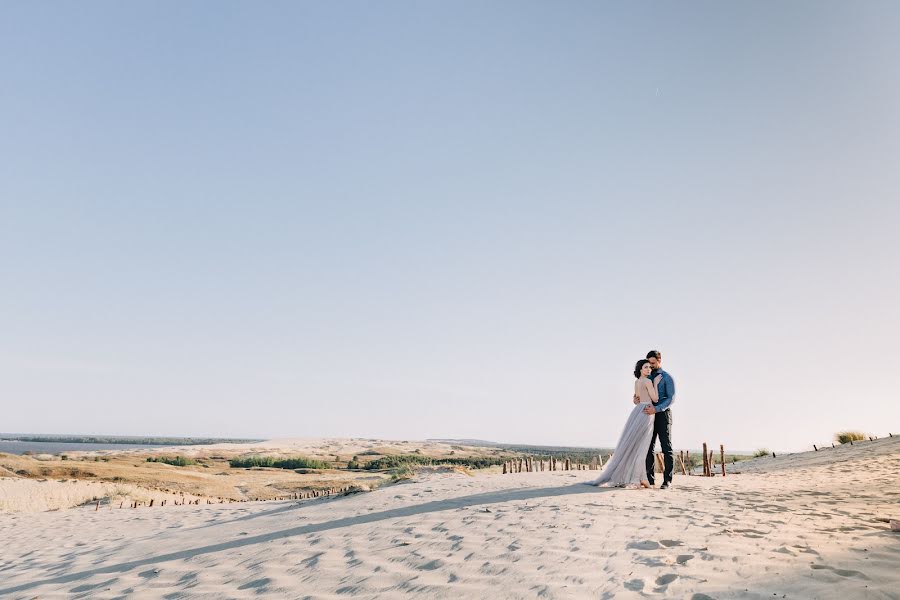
(646, 350), (661, 360)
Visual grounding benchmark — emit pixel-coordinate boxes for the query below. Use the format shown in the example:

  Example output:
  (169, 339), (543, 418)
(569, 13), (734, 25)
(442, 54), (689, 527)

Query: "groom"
(642, 350), (675, 489)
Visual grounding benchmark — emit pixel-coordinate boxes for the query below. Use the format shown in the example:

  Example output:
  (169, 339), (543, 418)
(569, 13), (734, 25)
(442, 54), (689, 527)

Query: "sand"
(0, 437), (897, 599)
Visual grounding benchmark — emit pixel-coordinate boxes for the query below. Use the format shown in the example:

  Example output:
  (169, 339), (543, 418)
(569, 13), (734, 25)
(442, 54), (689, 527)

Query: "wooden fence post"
(720, 445), (726, 477)
(702, 443), (709, 476)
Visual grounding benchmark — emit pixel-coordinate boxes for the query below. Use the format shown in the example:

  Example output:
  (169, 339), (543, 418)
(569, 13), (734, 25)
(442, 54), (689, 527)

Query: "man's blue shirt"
(650, 368), (675, 412)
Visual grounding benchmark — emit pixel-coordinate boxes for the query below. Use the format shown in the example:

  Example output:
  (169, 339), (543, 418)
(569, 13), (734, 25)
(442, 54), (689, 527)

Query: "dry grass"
(835, 431), (867, 444)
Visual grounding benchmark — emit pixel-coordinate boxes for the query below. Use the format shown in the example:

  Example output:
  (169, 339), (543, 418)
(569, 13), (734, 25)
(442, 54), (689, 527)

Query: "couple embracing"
(589, 350), (676, 489)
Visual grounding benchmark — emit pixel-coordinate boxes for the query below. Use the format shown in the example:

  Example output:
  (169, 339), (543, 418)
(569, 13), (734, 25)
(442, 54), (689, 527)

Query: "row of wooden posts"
(95, 486), (355, 511)
(812, 432), (893, 452)
(501, 455), (607, 473)
(502, 444), (731, 478)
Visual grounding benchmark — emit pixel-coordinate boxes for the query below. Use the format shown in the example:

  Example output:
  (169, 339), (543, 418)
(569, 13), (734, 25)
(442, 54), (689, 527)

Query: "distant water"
(0, 440), (170, 455)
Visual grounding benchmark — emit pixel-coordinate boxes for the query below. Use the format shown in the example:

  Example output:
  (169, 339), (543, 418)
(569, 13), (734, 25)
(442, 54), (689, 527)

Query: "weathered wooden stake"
(702, 443), (709, 476)
(95, 499), (100, 511)
(149, 499), (154, 507)
(813, 444), (818, 451)
(502, 462), (508, 474)
(720, 444), (726, 477)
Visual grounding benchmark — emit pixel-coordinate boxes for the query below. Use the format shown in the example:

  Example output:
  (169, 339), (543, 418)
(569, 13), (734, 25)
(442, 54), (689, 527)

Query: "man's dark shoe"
(660, 482), (672, 490)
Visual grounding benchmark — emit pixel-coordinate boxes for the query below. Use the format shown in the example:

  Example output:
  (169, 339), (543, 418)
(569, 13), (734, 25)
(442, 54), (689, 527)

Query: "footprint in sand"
(627, 540), (661, 550)
(624, 579), (645, 591)
(69, 578), (118, 594)
(811, 564), (869, 579)
(656, 573), (678, 586)
(419, 559), (445, 571)
(237, 578), (272, 591)
(691, 594), (716, 600)
(138, 568), (160, 579)
(676, 554), (694, 564)
(660, 539), (684, 547)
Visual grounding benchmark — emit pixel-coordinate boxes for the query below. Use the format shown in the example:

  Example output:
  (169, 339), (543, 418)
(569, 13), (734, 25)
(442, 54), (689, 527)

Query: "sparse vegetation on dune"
(753, 448), (771, 458)
(835, 431), (866, 444)
(146, 456), (197, 467)
(228, 456), (331, 470)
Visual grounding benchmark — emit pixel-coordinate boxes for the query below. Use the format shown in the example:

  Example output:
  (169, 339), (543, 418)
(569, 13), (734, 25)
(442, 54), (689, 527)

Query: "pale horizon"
(2, 2), (898, 454)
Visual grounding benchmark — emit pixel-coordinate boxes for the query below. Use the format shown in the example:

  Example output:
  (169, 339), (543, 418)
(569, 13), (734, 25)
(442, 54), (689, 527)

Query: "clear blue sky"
(1, 2), (897, 451)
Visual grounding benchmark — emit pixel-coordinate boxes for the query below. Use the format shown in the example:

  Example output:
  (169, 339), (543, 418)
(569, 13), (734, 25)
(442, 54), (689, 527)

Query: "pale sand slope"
(0, 438), (897, 599)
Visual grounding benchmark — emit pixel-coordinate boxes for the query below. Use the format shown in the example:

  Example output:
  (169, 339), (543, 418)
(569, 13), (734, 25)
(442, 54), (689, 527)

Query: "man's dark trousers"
(646, 410), (674, 485)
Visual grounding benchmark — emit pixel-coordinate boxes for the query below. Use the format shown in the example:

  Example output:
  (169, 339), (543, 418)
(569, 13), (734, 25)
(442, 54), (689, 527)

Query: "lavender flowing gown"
(589, 375), (659, 486)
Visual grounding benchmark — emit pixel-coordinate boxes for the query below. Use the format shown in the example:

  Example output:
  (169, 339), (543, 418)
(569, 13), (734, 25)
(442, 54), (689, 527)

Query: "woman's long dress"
(589, 376), (658, 486)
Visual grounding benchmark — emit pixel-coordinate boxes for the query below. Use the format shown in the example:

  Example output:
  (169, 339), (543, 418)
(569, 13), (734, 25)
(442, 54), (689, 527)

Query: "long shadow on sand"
(1, 482), (611, 594)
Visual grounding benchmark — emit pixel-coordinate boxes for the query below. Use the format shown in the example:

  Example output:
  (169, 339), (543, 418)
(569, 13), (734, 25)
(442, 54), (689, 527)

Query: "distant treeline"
(229, 456), (331, 470)
(363, 455), (507, 470)
(1, 435), (262, 446)
(226, 454), (508, 471)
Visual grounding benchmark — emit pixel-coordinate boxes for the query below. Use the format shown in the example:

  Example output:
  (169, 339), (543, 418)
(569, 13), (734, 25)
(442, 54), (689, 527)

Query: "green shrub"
(146, 456), (196, 467)
(391, 464), (415, 481)
(753, 448), (770, 458)
(835, 431), (866, 444)
(228, 456), (330, 470)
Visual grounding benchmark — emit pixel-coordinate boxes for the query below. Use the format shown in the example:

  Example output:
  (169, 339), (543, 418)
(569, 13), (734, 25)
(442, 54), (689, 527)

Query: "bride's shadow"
(0, 482), (614, 595)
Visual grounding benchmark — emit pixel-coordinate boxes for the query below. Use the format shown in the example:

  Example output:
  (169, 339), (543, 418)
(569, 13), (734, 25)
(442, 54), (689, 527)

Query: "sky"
(1, 2), (898, 452)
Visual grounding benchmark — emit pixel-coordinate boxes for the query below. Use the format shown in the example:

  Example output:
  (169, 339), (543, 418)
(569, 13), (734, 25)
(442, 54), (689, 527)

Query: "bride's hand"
(633, 395), (641, 405)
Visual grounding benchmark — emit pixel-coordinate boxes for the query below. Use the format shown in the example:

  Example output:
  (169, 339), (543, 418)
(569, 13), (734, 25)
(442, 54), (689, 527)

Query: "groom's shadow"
(0, 482), (613, 595)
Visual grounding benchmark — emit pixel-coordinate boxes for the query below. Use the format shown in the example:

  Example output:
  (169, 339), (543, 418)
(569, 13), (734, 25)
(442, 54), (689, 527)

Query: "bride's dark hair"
(634, 359), (650, 379)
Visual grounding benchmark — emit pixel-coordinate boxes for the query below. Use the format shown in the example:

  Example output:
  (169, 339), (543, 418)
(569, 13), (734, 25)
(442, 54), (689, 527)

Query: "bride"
(588, 359), (658, 488)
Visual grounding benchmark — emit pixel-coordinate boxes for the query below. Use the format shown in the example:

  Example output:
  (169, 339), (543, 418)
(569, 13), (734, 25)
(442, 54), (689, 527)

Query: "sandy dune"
(0, 437), (897, 599)
(0, 438), (499, 513)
